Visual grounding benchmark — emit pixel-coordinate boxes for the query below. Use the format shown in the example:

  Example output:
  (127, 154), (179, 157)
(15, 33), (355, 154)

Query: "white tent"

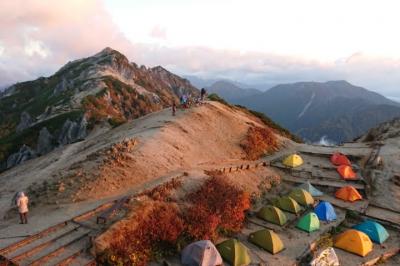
(181, 240), (223, 266)
(310, 247), (340, 266)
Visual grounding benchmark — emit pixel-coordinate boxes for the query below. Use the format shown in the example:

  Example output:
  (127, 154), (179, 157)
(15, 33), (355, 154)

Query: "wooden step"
(15, 227), (90, 266)
(282, 175), (365, 190)
(365, 206), (400, 226)
(42, 236), (91, 266)
(0, 222), (68, 256)
(6, 223), (80, 260)
(66, 252), (96, 266)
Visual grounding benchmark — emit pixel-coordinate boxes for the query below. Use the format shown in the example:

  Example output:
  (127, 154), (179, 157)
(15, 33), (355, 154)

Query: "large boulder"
(36, 127), (54, 155)
(7, 145), (37, 169)
(58, 117), (87, 145)
(16, 112), (34, 133)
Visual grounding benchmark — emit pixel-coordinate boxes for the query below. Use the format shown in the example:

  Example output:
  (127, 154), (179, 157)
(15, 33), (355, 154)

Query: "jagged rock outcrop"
(36, 127), (54, 155)
(58, 117), (88, 145)
(16, 112), (34, 133)
(358, 117), (400, 142)
(53, 77), (72, 95)
(6, 145), (36, 169)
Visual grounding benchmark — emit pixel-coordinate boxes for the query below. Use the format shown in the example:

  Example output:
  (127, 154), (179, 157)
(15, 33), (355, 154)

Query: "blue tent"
(353, 220), (389, 244)
(314, 201), (336, 222)
(298, 182), (323, 197)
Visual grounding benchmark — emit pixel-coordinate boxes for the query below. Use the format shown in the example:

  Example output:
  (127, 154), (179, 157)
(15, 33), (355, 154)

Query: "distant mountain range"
(206, 81), (261, 103)
(205, 79), (400, 143)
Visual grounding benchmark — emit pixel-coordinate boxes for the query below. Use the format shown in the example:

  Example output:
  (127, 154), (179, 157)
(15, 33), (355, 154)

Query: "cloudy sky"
(1, 0), (400, 99)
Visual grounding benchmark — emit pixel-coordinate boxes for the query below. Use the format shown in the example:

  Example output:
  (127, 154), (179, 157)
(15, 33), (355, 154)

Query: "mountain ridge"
(235, 80), (400, 143)
(0, 47), (199, 171)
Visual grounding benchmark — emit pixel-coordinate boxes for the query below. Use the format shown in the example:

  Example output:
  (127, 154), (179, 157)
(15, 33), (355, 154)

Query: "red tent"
(337, 165), (357, 180)
(331, 152), (351, 166)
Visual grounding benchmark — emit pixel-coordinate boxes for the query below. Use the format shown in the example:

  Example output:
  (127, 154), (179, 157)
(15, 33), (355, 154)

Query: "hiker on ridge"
(172, 102), (176, 116)
(201, 88), (206, 101)
(16, 192), (29, 224)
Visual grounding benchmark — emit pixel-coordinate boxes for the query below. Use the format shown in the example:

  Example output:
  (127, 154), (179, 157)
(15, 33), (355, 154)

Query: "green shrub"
(207, 93), (230, 106)
(236, 105), (303, 143)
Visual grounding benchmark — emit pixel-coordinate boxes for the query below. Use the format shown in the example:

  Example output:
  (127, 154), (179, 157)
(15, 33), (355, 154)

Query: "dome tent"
(314, 201), (337, 222)
(335, 186), (362, 202)
(216, 239), (251, 266)
(310, 247), (339, 266)
(289, 188), (315, 206)
(273, 196), (302, 214)
(296, 212), (320, 233)
(257, 205), (287, 226)
(353, 220), (389, 244)
(337, 165), (357, 180)
(331, 152), (351, 166)
(297, 181), (323, 197)
(248, 229), (284, 254)
(283, 154), (304, 168)
(181, 240), (223, 266)
(334, 229), (373, 257)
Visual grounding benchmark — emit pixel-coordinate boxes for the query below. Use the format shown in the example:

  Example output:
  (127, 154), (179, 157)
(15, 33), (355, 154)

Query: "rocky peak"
(16, 112), (34, 133)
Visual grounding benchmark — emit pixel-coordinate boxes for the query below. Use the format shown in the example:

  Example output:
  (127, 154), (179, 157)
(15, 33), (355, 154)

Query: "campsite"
(2, 3), (400, 263)
(0, 101), (400, 266)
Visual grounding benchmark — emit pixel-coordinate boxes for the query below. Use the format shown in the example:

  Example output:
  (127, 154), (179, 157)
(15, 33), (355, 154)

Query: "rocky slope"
(236, 80), (400, 143)
(0, 101), (292, 220)
(0, 48), (198, 171)
(358, 117), (400, 142)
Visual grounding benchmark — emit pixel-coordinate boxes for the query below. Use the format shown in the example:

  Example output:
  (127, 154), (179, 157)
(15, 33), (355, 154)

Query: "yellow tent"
(334, 229), (373, 257)
(283, 154), (304, 168)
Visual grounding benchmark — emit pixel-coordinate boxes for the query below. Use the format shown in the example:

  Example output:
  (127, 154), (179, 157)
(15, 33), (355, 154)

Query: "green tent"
(273, 196), (302, 214)
(289, 188), (314, 206)
(257, 206), (287, 226)
(248, 229), (284, 254)
(297, 212), (320, 232)
(216, 239), (251, 266)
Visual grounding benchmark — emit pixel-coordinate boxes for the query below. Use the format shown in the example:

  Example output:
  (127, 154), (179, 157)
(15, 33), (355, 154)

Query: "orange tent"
(331, 152), (351, 166)
(335, 186), (362, 202)
(337, 165), (357, 180)
(334, 229), (373, 257)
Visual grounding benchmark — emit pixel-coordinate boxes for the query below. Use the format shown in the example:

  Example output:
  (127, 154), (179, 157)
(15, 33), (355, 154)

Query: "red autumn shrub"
(185, 175), (250, 240)
(241, 126), (278, 160)
(140, 177), (182, 201)
(185, 204), (220, 241)
(108, 203), (184, 265)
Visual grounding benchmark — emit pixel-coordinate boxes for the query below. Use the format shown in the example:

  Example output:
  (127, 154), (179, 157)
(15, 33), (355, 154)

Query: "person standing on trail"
(16, 192), (29, 224)
(201, 88), (207, 101)
(172, 102), (176, 116)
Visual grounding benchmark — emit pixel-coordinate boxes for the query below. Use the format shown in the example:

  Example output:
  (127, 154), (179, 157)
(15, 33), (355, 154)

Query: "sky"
(1, 0), (400, 100)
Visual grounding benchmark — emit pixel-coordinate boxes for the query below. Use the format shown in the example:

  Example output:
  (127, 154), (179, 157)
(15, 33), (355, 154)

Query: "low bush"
(104, 203), (185, 266)
(102, 176), (250, 265)
(235, 105), (303, 143)
(207, 93), (230, 107)
(185, 175), (251, 241)
(241, 126), (279, 160)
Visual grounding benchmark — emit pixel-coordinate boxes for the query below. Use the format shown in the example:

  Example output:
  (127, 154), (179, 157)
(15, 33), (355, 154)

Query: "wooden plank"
(365, 206), (400, 226)
(282, 175), (365, 190)
(361, 248), (400, 266)
(319, 194), (369, 213)
(0, 222), (68, 255)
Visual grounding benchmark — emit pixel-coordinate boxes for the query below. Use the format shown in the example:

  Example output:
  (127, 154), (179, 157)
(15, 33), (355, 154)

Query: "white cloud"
(24, 40), (49, 58)
(1, 0), (400, 100)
